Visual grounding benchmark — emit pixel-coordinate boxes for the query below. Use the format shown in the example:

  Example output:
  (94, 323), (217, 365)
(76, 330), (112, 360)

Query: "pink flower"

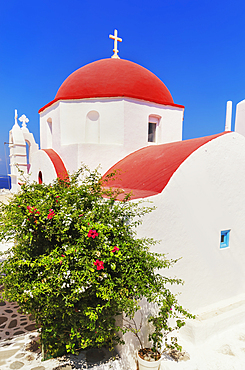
(93, 259), (104, 270)
(88, 229), (99, 239)
(111, 246), (119, 253)
(47, 209), (55, 219)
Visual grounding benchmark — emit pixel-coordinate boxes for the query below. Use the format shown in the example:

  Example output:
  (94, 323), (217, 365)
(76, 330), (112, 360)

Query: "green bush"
(0, 166), (193, 357)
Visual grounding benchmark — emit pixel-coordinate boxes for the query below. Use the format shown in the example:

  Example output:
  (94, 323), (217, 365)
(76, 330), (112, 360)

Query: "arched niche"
(25, 140), (30, 173)
(85, 111), (100, 144)
(38, 171), (43, 184)
(46, 117), (53, 148)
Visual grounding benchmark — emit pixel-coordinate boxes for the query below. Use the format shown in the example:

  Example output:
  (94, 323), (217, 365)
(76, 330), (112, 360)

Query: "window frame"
(148, 121), (157, 143)
(220, 230), (230, 249)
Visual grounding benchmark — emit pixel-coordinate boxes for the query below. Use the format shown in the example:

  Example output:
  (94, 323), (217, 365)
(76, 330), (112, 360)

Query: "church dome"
(39, 59), (184, 112)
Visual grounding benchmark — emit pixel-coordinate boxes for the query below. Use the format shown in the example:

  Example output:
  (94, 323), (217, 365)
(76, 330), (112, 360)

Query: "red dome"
(39, 59), (184, 112)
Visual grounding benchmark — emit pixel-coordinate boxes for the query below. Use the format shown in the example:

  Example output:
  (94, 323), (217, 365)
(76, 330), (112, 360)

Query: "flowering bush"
(0, 166), (193, 358)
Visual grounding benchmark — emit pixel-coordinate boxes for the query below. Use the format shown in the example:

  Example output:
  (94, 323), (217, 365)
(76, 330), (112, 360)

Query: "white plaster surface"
(20, 125), (39, 165)
(37, 97), (183, 182)
(136, 132), (245, 313)
(225, 101), (232, 131)
(29, 150), (57, 184)
(9, 122), (27, 193)
(235, 99), (245, 136)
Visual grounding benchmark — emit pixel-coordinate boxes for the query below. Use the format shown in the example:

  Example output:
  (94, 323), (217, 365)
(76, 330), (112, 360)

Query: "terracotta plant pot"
(137, 348), (162, 370)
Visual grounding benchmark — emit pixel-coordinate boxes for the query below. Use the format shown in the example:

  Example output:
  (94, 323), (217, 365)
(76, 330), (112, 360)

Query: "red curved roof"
(102, 132), (229, 200)
(39, 59), (184, 113)
(42, 149), (69, 181)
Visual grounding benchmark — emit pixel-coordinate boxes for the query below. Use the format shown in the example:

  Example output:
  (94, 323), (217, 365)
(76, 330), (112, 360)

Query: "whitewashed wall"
(30, 150), (57, 184)
(137, 132), (245, 312)
(235, 99), (245, 137)
(39, 98), (184, 177)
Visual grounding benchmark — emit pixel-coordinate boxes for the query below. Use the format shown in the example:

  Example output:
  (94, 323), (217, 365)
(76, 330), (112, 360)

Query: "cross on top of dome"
(109, 29), (122, 59)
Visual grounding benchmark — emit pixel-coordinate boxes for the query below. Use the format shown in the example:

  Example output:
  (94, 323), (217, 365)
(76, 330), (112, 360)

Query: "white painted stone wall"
(9, 123), (27, 193)
(136, 132), (245, 313)
(30, 150), (57, 184)
(235, 99), (245, 137)
(38, 97), (184, 179)
(40, 103), (60, 150)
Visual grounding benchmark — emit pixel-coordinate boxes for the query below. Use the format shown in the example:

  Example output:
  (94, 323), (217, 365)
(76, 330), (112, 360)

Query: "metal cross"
(19, 114), (29, 128)
(109, 29), (122, 59)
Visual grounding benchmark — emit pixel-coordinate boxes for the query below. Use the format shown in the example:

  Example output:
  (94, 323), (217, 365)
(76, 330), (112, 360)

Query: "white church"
(8, 30), (245, 355)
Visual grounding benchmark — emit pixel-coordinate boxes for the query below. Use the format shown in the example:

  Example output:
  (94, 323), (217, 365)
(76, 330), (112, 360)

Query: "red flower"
(27, 206), (40, 215)
(93, 259), (104, 270)
(111, 246), (119, 253)
(61, 254), (65, 257)
(88, 229), (99, 239)
(47, 209), (55, 219)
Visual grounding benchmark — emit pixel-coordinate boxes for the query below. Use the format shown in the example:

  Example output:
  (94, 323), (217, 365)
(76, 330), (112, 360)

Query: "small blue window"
(220, 230), (230, 249)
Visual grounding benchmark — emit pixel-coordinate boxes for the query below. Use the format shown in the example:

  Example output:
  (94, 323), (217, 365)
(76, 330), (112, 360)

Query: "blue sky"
(0, 0), (245, 175)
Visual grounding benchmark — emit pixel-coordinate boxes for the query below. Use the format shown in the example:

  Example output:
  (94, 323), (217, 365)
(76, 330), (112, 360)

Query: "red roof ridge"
(39, 97), (184, 114)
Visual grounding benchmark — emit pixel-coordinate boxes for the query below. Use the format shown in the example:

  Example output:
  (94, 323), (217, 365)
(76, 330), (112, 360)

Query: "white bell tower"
(9, 110), (38, 192)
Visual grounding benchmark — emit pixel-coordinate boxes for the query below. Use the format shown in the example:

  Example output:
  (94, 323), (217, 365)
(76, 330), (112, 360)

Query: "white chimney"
(225, 101), (232, 131)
